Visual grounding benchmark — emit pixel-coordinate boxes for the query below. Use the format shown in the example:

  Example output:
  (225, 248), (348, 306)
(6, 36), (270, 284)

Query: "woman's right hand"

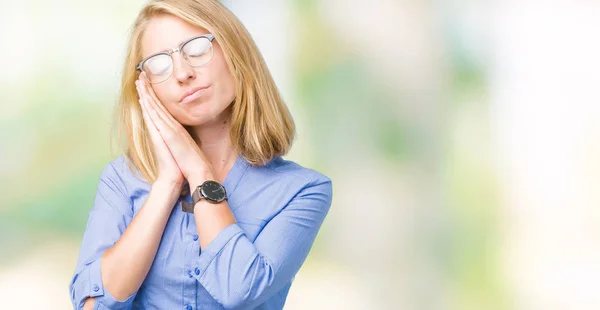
(136, 78), (185, 191)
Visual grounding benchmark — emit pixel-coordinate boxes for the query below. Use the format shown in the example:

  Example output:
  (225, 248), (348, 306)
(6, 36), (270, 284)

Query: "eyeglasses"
(136, 34), (215, 84)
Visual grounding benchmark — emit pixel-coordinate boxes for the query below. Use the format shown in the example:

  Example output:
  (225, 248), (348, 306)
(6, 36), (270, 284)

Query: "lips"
(179, 86), (210, 103)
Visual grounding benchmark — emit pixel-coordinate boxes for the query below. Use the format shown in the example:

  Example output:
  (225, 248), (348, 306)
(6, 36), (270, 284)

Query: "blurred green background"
(1, 1), (600, 309)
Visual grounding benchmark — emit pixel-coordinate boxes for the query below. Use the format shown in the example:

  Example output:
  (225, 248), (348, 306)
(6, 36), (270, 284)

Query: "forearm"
(99, 181), (180, 301)
(83, 297), (95, 310)
(188, 174), (236, 250)
(182, 175), (332, 309)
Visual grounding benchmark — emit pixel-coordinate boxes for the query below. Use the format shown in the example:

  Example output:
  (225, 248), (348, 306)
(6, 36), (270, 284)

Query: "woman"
(68, 1), (333, 309)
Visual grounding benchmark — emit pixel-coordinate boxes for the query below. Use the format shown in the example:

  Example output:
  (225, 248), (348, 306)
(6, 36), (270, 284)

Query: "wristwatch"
(181, 180), (228, 213)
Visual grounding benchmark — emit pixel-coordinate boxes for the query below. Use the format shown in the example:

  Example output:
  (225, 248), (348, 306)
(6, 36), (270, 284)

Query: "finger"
(142, 95), (176, 142)
(140, 94), (161, 131)
(140, 99), (156, 136)
(141, 87), (178, 134)
(135, 80), (148, 106)
(140, 98), (163, 145)
(140, 97), (158, 134)
(140, 98), (176, 162)
(140, 96), (176, 149)
(140, 73), (169, 114)
(139, 75), (179, 130)
(136, 80), (173, 131)
(138, 75), (162, 111)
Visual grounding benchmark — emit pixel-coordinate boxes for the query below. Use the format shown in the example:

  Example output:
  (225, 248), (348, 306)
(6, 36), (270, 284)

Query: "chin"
(178, 111), (223, 127)
(172, 102), (208, 125)
(174, 99), (233, 127)
(177, 114), (210, 127)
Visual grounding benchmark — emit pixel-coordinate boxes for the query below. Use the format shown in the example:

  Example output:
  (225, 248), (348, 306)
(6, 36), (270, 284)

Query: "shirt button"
(92, 284), (99, 292)
(187, 270), (193, 278)
(192, 235), (198, 241)
(185, 305), (192, 310)
(194, 267), (200, 275)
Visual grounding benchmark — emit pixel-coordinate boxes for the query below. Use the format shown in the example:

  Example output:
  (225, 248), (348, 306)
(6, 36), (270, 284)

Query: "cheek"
(150, 85), (180, 113)
(213, 62), (236, 102)
(149, 84), (169, 103)
(218, 74), (236, 103)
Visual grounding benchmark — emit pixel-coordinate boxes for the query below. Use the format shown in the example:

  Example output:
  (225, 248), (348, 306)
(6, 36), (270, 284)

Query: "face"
(139, 14), (236, 126)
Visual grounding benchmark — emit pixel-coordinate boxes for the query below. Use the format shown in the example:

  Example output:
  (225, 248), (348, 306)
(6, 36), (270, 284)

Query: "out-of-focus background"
(1, 0), (600, 309)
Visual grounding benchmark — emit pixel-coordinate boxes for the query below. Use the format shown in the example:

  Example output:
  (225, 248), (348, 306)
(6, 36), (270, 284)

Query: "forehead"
(141, 14), (209, 57)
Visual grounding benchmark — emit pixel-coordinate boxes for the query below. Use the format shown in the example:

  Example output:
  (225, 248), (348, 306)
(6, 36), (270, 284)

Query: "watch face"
(201, 180), (227, 202)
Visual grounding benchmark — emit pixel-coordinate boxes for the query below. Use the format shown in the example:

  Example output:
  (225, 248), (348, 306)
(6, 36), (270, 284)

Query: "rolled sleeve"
(69, 159), (137, 310)
(70, 257), (137, 310)
(196, 224), (246, 273)
(191, 175), (333, 309)
(88, 259), (104, 298)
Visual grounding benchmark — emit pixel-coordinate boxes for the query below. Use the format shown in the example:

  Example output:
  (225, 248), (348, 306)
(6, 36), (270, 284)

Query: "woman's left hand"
(136, 73), (215, 183)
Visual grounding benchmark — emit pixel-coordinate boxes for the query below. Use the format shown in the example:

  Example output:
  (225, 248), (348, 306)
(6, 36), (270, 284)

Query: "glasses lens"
(142, 54), (172, 83)
(182, 37), (213, 66)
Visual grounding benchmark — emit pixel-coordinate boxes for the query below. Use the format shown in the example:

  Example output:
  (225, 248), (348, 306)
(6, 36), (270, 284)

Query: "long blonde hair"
(113, 0), (295, 183)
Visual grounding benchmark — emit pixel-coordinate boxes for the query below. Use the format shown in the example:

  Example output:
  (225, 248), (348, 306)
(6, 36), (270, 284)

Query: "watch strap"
(181, 181), (228, 213)
(182, 186), (204, 213)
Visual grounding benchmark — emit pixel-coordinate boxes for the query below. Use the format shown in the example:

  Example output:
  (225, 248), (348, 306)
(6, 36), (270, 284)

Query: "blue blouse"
(69, 154), (332, 310)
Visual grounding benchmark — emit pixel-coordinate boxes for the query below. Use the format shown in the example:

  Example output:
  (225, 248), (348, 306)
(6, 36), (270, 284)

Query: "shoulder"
(267, 156), (330, 184)
(248, 156), (332, 198)
(232, 156), (332, 218)
(100, 155), (128, 176)
(99, 155), (132, 182)
(97, 155), (150, 195)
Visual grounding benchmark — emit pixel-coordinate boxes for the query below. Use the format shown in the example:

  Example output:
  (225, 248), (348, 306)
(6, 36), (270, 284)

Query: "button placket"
(182, 234), (197, 310)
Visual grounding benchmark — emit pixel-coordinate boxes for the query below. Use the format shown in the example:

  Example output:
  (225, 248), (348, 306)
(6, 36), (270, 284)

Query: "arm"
(188, 175), (333, 309)
(69, 161), (180, 310)
(135, 74), (333, 308)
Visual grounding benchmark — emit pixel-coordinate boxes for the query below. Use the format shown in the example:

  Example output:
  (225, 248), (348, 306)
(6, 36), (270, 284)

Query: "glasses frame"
(136, 33), (216, 84)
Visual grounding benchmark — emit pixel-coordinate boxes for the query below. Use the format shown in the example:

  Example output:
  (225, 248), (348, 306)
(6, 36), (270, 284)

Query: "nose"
(172, 52), (196, 83)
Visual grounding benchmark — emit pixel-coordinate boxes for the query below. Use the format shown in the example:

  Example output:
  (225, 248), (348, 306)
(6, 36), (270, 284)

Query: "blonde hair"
(113, 0), (295, 183)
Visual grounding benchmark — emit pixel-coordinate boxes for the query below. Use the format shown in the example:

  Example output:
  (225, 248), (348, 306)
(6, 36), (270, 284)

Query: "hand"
(136, 77), (185, 188)
(136, 73), (215, 185)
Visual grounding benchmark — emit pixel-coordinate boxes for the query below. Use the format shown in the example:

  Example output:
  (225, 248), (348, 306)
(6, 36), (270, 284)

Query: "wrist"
(183, 178), (227, 213)
(187, 173), (215, 190)
(147, 181), (183, 212)
(152, 179), (183, 199)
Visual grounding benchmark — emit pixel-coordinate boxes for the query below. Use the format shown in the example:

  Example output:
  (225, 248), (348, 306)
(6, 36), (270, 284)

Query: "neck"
(186, 111), (238, 183)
